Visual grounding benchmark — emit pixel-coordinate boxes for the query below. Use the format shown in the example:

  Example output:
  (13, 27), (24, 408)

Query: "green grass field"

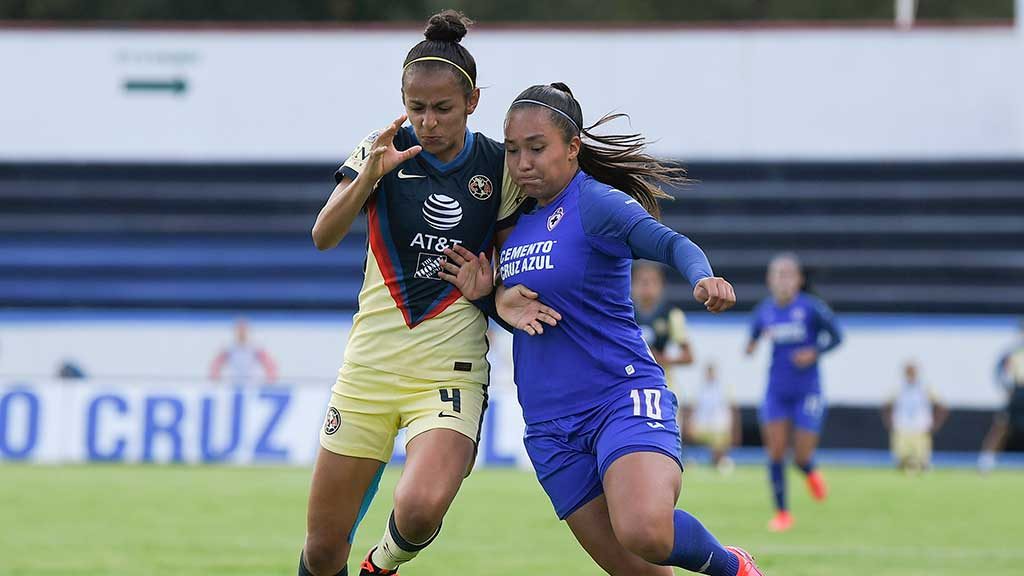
(1, 464), (1021, 575)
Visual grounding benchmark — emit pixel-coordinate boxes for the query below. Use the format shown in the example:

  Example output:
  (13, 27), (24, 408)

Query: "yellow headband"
(403, 56), (475, 89)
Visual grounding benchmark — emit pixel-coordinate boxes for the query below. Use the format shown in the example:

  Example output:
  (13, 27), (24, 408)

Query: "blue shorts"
(523, 384), (683, 520)
(761, 390), (827, 433)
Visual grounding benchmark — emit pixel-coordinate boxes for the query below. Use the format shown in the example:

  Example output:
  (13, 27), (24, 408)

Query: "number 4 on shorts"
(440, 388), (462, 413)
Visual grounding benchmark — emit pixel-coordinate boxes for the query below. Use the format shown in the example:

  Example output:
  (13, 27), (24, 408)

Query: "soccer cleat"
(359, 548), (398, 576)
(767, 510), (794, 532)
(726, 546), (766, 576)
(805, 470), (828, 501)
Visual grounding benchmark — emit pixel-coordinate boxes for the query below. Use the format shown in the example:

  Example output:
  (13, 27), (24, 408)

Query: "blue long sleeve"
(576, 183), (712, 286)
(813, 299), (843, 355)
(626, 217), (713, 287)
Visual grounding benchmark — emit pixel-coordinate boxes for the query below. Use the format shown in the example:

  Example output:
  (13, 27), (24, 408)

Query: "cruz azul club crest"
(547, 206), (565, 231)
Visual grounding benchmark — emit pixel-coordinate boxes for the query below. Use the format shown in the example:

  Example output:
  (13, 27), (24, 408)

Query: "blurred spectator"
(632, 261), (693, 434)
(882, 361), (948, 473)
(209, 318), (278, 386)
(682, 362), (739, 474)
(978, 319), (1024, 473)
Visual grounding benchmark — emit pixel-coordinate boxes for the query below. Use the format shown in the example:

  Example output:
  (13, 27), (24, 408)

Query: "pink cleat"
(726, 546), (766, 575)
(768, 510), (794, 532)
(806, 470), (828, 502)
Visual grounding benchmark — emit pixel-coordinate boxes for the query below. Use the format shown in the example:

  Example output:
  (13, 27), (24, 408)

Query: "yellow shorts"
(319, 361), (487, 463)
(892, 431), (932, 465)
(693, 429), (731, 452)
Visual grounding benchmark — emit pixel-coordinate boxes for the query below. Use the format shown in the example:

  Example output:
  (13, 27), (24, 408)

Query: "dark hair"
(402, 10), (477, 96)
(632, 260), (665, 279)
(508, 83), (686, 218)
(770, 251), (813, 293)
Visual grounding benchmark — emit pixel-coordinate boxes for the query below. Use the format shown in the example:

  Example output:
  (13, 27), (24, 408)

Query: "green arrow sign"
(123, 78), (187, 95)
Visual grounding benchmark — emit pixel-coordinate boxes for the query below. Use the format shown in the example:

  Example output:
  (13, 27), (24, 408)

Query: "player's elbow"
(311, 224), (340, 251)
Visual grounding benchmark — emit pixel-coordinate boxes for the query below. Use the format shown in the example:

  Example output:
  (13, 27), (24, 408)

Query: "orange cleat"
(806, 470), (828, 502)
(768, 510), (794, 532)
(726, 546), (766, 576)
(359, 548), (398, 576)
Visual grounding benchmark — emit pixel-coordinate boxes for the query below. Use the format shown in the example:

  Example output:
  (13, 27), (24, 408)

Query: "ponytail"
(508, 83), (686, 219)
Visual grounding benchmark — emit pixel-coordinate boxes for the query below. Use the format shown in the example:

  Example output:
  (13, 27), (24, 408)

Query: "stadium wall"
(0, 313), (1015, 464)
(0, 26), (1020, 162)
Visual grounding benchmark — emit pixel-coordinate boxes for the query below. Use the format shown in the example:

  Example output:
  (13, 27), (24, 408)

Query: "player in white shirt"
(683, 362), (740, 473)
(208, 318), (278, 386)
(882, 361), (948, 473)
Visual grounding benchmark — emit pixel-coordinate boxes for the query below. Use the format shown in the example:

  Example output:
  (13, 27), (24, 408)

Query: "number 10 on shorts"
(630, 388), (663, 419)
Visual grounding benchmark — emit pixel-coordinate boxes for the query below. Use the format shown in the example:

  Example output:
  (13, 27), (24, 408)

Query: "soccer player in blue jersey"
(442, 83), (764, 576)
(299, 11), (544, 576)
(745, 253), (842, 532)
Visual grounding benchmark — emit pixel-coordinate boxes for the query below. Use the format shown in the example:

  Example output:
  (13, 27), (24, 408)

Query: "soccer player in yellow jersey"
(632, 261), (694, 433)
(297, 11), (549, 576)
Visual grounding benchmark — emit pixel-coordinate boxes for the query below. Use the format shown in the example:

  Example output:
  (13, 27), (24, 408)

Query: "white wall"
(0, 312), (1015, 408)
(0, 25), (1020, 162)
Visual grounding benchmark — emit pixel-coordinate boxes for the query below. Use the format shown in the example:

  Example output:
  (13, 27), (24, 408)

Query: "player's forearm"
(627, 219), (712, 287)
(312, 176), (375, 250)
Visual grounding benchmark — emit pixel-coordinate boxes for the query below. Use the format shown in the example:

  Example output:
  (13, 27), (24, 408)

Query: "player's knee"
(303, 535), (347, 575)
(613, 518), (673, 563)
(393, 486), (449, 541)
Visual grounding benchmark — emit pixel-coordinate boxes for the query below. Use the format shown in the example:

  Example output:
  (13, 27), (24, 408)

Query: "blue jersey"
(750, 293), (841, 397)
(499, 171), (667, 424)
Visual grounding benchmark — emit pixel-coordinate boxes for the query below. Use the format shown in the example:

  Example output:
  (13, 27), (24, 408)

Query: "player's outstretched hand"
(497, 285), (562, 336)
(363, 114), (422, 182)
(694, 277), (736, 313)
(440, 244), (494, 300)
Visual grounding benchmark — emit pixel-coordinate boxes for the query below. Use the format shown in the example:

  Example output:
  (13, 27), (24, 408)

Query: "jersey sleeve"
(334, 130), (381, 184)
(497, 170), (526, 230)
(580, 186), (653, 257)
(668, 308), (689, 345)
(811, 296), (843, 354)
(750, 300), (768, 341)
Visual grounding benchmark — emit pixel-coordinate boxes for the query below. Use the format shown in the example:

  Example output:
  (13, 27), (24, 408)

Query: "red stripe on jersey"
(367, 201), (415, 328)
(413, 284), (463, 327)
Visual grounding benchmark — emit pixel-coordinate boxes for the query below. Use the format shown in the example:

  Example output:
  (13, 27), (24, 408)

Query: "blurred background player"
(882, 361), (948, 473)
(978, 318), (1024, 473)
(633, 260), (694, 433)
(208, 318), (278, 386)
(683, 362), (740, 474)
(746, 252), (842, 532)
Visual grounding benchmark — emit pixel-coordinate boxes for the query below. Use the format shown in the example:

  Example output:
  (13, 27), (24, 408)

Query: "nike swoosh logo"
(698, 552), (713, 573)
(398, 169), (426, 179)
(647, 422), (666, 429)
(438, 411), (462, 420)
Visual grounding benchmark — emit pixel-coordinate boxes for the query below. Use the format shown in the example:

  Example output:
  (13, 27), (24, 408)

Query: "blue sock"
(796, 459), (816, 476)
(658, 509), (740, 576)
(769, 460), (786, 512)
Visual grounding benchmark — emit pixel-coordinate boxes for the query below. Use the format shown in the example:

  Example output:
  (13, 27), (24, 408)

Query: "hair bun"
(424, 10), (472, 43)
(549, 82), (575, 98)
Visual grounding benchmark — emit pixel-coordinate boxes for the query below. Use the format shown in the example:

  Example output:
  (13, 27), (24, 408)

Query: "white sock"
(370, 511), (440, 570)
